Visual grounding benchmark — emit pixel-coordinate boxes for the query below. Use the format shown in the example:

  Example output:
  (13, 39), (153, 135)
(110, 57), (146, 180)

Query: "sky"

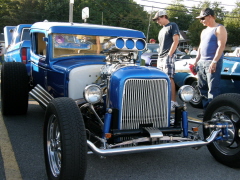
(133, 0), (237, 12)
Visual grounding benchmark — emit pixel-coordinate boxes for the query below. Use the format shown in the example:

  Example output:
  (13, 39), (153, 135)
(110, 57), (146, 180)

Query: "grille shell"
(120, 79), (169, 130)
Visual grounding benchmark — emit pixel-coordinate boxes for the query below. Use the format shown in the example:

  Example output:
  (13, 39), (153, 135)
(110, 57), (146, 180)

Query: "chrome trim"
(121, 79), (169, 129)
(80, 103), (104, 127)
(29, 84), (54, 109)
(87, 129), (220, 156)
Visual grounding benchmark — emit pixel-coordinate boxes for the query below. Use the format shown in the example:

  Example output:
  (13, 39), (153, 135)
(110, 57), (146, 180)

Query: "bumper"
(87, 129), (220, 156)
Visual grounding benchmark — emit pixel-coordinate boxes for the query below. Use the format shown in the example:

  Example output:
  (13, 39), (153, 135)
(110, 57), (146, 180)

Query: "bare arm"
(209, 25), (227, 73)
(213, 26), (227, 62)
(193, 31), (204, 66)
(168, 34), (179, 57)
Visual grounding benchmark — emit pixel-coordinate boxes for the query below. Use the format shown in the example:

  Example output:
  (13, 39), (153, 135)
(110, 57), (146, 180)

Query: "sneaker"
(171, 101), (179, 112)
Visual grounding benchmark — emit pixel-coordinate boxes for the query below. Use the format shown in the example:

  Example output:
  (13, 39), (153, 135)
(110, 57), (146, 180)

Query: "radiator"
(120, 79), (169, 130)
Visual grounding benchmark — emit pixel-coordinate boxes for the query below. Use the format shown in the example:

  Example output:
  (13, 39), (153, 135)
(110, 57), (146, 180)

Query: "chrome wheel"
(211, 107), (240, 155)
(47, 115), (61, 177)
(44, 97), (87, 179)
(189, 80), (203, 108)
(203, 93), (240, 168)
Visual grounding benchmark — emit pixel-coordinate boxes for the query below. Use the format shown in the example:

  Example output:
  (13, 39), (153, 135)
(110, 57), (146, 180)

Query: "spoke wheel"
(47, 115), (61, 177)
(203, 93), (240, 168)
(44, 97), (87, 180)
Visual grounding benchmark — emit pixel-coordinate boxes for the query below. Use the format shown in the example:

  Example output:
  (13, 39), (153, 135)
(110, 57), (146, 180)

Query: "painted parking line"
(188, 116), (203, 123)
(0, 112), (22, 180)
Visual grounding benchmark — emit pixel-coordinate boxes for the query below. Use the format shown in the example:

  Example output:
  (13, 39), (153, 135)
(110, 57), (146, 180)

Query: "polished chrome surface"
(178, 85), (195, 102)
(87, 129), (221, 156)
(47, 115), (61, 177)
(121, 79), (169, 129)
(80, 103), (104, 127)
(29, 84), (53, 108)
(143, 127), (163, 138)
(108, 136), (192, 148)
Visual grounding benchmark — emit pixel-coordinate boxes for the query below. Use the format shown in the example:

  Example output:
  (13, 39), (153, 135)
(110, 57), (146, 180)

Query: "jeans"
(197, 59), (223, 110)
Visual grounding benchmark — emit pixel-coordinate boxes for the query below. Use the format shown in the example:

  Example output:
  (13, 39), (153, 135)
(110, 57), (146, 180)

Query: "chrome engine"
(100, 37), (145, 81)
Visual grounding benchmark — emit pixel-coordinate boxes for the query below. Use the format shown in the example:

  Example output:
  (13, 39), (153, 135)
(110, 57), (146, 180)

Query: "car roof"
(30, 22), (146, 38)
(147, 43), (159, 47)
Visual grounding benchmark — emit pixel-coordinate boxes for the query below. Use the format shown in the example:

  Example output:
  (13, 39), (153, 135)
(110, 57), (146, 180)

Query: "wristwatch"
(212, 60), (217, 64)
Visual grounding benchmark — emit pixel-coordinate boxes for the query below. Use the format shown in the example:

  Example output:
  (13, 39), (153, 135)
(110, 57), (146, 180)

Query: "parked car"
(176, 54), (196, 61)
(141, 43), (185, 66)
(3, 24), (32, 74)
(174, 56), (240, 108)
(2, 21), (240, 180)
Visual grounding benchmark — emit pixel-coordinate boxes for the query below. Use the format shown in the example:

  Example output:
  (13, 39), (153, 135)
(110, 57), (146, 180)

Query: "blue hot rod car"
(1, 22), (240, 179)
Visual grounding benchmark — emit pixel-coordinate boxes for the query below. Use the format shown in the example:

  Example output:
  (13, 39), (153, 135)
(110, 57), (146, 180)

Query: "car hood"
(52, 55), (106, 73)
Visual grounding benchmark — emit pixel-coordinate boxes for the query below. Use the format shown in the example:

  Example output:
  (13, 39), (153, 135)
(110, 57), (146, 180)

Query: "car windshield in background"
(52, 34), (114, 58)
(144, 44), (159, 53)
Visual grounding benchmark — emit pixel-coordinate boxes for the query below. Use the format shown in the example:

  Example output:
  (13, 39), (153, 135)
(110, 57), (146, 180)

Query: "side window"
(32, 33), (46, 56)
(21, 28), (30, 41)
(10, 28), (17, 45)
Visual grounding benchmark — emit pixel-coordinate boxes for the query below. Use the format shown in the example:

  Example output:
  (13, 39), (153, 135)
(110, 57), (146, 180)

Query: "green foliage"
(224, 3), (240, 46)
(0, 0), (239, 47)
(166, 0), (193, 30)
(187, 1), (226, 47)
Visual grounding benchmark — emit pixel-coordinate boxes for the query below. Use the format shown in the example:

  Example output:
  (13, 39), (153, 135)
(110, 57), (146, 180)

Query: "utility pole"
(146, 6), (153, 43)
(69, 0), (74, 23)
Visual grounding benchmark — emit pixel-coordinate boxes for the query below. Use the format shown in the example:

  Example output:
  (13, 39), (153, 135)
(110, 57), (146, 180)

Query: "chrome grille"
(121, 79), (169, 130)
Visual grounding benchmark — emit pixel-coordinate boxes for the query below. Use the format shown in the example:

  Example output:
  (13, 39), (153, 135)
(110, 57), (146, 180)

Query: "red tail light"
(21, 48), (27, 64)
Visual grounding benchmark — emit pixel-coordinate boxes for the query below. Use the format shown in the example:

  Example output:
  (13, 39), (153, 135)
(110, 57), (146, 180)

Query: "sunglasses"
(200, 15), (209, 20)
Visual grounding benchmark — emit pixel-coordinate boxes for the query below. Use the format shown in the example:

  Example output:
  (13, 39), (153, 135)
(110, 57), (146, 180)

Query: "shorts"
(157, 54), (176, 78)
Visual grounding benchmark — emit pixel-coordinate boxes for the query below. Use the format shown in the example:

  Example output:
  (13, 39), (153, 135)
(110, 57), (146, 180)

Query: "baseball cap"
(196, 8), (214, 19)
(152, 10), (167, 21)
(149, 39), (156, 42)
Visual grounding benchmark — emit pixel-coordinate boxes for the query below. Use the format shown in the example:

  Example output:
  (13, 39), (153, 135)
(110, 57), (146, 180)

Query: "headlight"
(84, 85), (102, 104)
(178, 85), (195, 102)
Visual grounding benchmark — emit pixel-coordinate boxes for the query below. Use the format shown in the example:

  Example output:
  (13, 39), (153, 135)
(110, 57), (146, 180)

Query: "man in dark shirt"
(153, 10), (180, 111)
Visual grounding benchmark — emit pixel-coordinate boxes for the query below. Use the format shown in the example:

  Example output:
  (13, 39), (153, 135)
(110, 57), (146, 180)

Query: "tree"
(187, 1), (225, 47)
(223, 2), (240, 46)
(166, 0), (192, 31)
(0, 0), (11, 30)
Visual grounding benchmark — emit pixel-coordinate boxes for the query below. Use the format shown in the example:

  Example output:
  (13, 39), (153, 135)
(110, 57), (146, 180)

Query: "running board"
(87, 129), (220, 156)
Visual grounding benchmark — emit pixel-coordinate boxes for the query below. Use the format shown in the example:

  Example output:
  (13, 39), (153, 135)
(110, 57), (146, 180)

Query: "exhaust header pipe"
(29, 84), (53, 109)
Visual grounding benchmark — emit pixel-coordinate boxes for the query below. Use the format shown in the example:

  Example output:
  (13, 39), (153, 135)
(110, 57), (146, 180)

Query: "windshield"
(52, 34), (114, 58)
(143, 44), (159, 53)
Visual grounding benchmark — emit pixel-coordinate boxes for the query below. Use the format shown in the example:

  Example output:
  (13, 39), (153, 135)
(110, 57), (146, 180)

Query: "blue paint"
(136, 39), (145, 50)
(126, 39), (134, 49)
(182, 111), (188, 137)
(103, 112), (112, 138)
(116, 38), (124, 49)
(108, 66), (170, 129)
(31, 22), (145, 38)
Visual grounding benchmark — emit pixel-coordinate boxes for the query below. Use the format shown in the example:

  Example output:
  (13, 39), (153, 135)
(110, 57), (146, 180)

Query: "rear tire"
(44, 97), (87, 180)
(203, 93), (240, 168)
(1, 62), (29, 115)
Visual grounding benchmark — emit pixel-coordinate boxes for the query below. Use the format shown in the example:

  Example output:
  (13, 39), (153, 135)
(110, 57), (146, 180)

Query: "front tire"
(203, 93), (240, 168)
(44, 97), (87, 180)
(1, 62), (29, 115)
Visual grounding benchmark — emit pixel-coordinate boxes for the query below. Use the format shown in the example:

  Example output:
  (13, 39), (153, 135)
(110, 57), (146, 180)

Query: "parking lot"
(1, 90), (240, 179)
